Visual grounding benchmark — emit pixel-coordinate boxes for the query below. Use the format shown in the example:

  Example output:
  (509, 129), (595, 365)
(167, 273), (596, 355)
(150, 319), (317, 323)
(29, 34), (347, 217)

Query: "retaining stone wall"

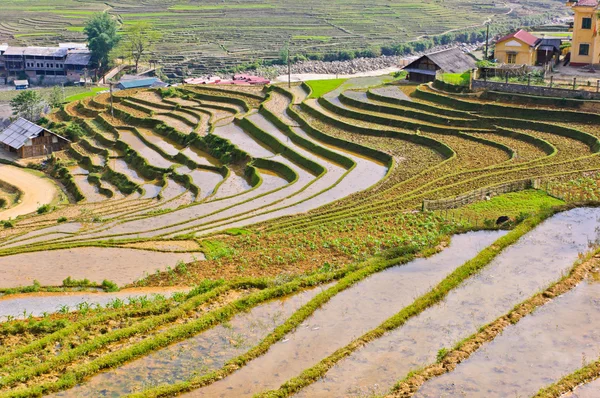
(472, 80), (600, 100)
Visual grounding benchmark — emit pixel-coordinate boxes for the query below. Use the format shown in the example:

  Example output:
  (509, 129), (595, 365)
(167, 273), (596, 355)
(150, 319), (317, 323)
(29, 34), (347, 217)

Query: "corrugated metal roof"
(65, 51), (92, 66)
(23, 47), (68, 57)
(404, 48), (476, 74)
(497, 29), (540, 48)
(3, 47), (27, 56)
(0, 118), (44, 149)
(118, 78), (159, 89)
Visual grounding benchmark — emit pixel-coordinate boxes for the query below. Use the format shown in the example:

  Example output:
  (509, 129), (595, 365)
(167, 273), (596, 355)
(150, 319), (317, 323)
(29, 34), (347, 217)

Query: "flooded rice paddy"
(0, 287), (187, 320)
(562, 378), (600, 397)
(186, 230), (504, 397)
(416, 277), (600, 397)
(0, 248), (202, 289)
(53, 284), (331, 397)
(297, 207), (600, 397)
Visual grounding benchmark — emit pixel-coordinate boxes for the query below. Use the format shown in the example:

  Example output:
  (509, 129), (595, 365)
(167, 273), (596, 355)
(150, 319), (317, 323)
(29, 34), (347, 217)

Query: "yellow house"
(494, 30), (541, 65)
(568, 0), (600, 66)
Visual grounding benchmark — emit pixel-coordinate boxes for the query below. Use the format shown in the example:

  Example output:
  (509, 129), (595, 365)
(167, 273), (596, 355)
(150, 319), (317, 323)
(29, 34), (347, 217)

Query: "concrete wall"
(472, 79), (600, 100)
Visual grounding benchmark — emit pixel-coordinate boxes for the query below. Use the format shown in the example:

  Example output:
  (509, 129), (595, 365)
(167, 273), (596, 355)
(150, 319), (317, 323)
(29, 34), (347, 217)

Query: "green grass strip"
(123, 249), (426, 398)
(255, 209), (554, 397)
(534, 357), (600, 397)
(2, 268), (353, 397)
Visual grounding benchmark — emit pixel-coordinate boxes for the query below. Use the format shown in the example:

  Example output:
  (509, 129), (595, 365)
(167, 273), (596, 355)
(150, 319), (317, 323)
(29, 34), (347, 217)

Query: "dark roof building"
(0, 118), (70, 158)
(403, 48), (477, 82)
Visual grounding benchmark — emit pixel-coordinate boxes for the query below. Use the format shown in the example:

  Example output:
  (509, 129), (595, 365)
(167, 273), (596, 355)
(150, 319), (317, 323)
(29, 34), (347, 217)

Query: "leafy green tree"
(112, 21), (161, 73)
(84, 12), (119, 72)
(48, 86), (64, 109)
(10, 90), (45, 121)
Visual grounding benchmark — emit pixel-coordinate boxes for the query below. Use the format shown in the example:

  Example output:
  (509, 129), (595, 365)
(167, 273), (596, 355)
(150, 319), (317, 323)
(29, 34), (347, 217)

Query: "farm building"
(117, 76), (168, 90)
(0, 118), (70, 158)
(403, 48), (476, 83)
(494, 30), (540, 65)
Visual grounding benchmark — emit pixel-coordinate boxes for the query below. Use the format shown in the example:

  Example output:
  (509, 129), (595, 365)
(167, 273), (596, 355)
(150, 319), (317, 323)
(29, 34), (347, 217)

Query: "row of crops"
(1, 76), (600, 397)
(0, 0), (565, 75)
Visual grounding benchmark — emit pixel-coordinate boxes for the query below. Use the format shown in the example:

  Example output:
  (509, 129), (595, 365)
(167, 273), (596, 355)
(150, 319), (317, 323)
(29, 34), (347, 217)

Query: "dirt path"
(0, 165), (58, 220)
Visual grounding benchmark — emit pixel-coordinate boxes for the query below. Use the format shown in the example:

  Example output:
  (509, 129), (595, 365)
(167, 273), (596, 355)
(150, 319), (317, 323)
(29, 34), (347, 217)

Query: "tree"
(113, 22), (161, 73)
(84, 12), (119, 72)
(10, 90), (45, 121)
(48, 86), (64, 109)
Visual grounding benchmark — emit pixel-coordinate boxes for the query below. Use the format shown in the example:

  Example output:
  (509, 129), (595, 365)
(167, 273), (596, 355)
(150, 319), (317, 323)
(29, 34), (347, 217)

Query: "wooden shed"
(0, 118), (70, 158)
(403, 48), (477, 83)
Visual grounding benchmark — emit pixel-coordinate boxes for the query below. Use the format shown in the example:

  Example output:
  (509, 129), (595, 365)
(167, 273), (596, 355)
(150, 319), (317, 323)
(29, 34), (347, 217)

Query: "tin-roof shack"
(116, 76), (168, 90)
(0, 118), (70, 158)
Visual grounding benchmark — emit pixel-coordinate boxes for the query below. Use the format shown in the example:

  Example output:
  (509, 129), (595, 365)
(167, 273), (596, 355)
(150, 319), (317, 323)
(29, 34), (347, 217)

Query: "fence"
(422, 179), (535, 211)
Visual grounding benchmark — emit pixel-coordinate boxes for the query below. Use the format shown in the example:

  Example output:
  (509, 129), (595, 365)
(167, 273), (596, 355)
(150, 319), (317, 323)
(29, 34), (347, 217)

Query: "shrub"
(37, 204), (51, 214)
(3, 221), (13, 228)
(57, 216), (67, 223)
(0, 198), (6, 208)
(101, 280), (119, 292)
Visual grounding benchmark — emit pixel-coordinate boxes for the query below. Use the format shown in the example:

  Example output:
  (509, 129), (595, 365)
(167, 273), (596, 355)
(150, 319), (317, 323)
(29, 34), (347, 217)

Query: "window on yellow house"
(507, 53), (517, 64)
(582, 18), (592, 30)
(580, 44), (590, 56)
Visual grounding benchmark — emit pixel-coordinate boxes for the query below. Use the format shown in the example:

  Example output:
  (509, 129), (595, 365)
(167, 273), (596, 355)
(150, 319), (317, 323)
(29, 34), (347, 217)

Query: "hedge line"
(415, 85), (600, 124)
(366, 89), (472, 119)
(78, 137), (110, 158)
(87, 173), (114, 198)
(491, 117), (600, 153)
(52, 165), (85, 202)
(179, 88), (251, 112)
(252, 158), (298, 183)
(261, 91), (355, 170)
(318, 96), (487, 135)
(101, 167), (140, 195)
(432, 78), (471, 94)
(300, 101), (454, 160)
(235, 117), (326, 177)
(340, 91), (478, 128)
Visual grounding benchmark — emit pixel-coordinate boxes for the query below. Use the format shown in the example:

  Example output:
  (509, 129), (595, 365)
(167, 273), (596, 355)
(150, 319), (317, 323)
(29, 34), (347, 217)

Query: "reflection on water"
(186, 231), (505, 397)
(53, 284), (332, 397)
(416, 279), (600, 398)
(299, 208), (600, 398)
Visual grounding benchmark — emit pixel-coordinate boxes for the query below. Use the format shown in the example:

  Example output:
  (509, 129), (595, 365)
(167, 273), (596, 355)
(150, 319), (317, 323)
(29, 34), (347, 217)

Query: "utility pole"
(485, 22), (490, 60)
(287, 39), (292, 89)
(109, 81), (114, 117)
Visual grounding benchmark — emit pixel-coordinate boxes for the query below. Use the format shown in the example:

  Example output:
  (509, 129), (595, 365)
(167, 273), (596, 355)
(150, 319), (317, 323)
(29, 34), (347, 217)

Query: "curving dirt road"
(0, 165), (58, 220)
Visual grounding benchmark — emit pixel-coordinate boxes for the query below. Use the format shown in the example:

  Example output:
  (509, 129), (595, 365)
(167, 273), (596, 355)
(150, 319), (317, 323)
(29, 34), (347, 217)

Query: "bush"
(0, 198), (6, 208)
(64, 123), (86, 141)
(101, 280), (119, 292)
(57, 216), (67, 223)
(37, 204), (51, 214)
(3, 221), (13, 228)
(62, 276), (93, 287)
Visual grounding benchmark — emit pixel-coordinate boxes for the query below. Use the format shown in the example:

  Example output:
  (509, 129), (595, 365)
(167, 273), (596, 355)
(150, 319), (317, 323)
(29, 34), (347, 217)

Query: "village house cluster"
(0, 43), (94, 86)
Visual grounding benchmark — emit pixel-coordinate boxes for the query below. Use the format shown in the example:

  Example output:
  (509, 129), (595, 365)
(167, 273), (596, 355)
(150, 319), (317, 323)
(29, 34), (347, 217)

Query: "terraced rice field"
(0, 0), (564, 76)
(3, 76), (600, 398)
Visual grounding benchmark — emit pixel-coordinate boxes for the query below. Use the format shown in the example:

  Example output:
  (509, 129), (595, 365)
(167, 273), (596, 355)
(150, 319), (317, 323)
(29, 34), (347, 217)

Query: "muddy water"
(212, 123), (275, 158)
(68, 170), (288, 241)
(154, 114), (194, 134)
(117, 129), (176, 169)
(186, 231), (505, 397)
(298, 208), (600, 398)
(562, 378), (600, 397)
(67, 165), (89, 176)
(212, 169), (252, 199)
(160, 178), (188, 201)
(181, 146), (221, 167)
(138, 128), (184, 157)
(54, 284), (331, 397)
(111, 159), (161, 199)
(177, 167), (223, 199)
(0, 287), (187, 320)
(73, 175), (108, 203)
(416, 277), (600, 398)
(0, 248), (203, 289)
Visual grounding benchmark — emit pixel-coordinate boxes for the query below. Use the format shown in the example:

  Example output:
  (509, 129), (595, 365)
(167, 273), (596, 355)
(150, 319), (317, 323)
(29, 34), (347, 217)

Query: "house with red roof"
(494, 29), (542, 65)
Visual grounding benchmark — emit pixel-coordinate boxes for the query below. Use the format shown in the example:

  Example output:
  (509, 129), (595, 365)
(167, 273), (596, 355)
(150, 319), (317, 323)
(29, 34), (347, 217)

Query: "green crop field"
(0, 0), (567, 76)
(0, 67), (600, 397)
